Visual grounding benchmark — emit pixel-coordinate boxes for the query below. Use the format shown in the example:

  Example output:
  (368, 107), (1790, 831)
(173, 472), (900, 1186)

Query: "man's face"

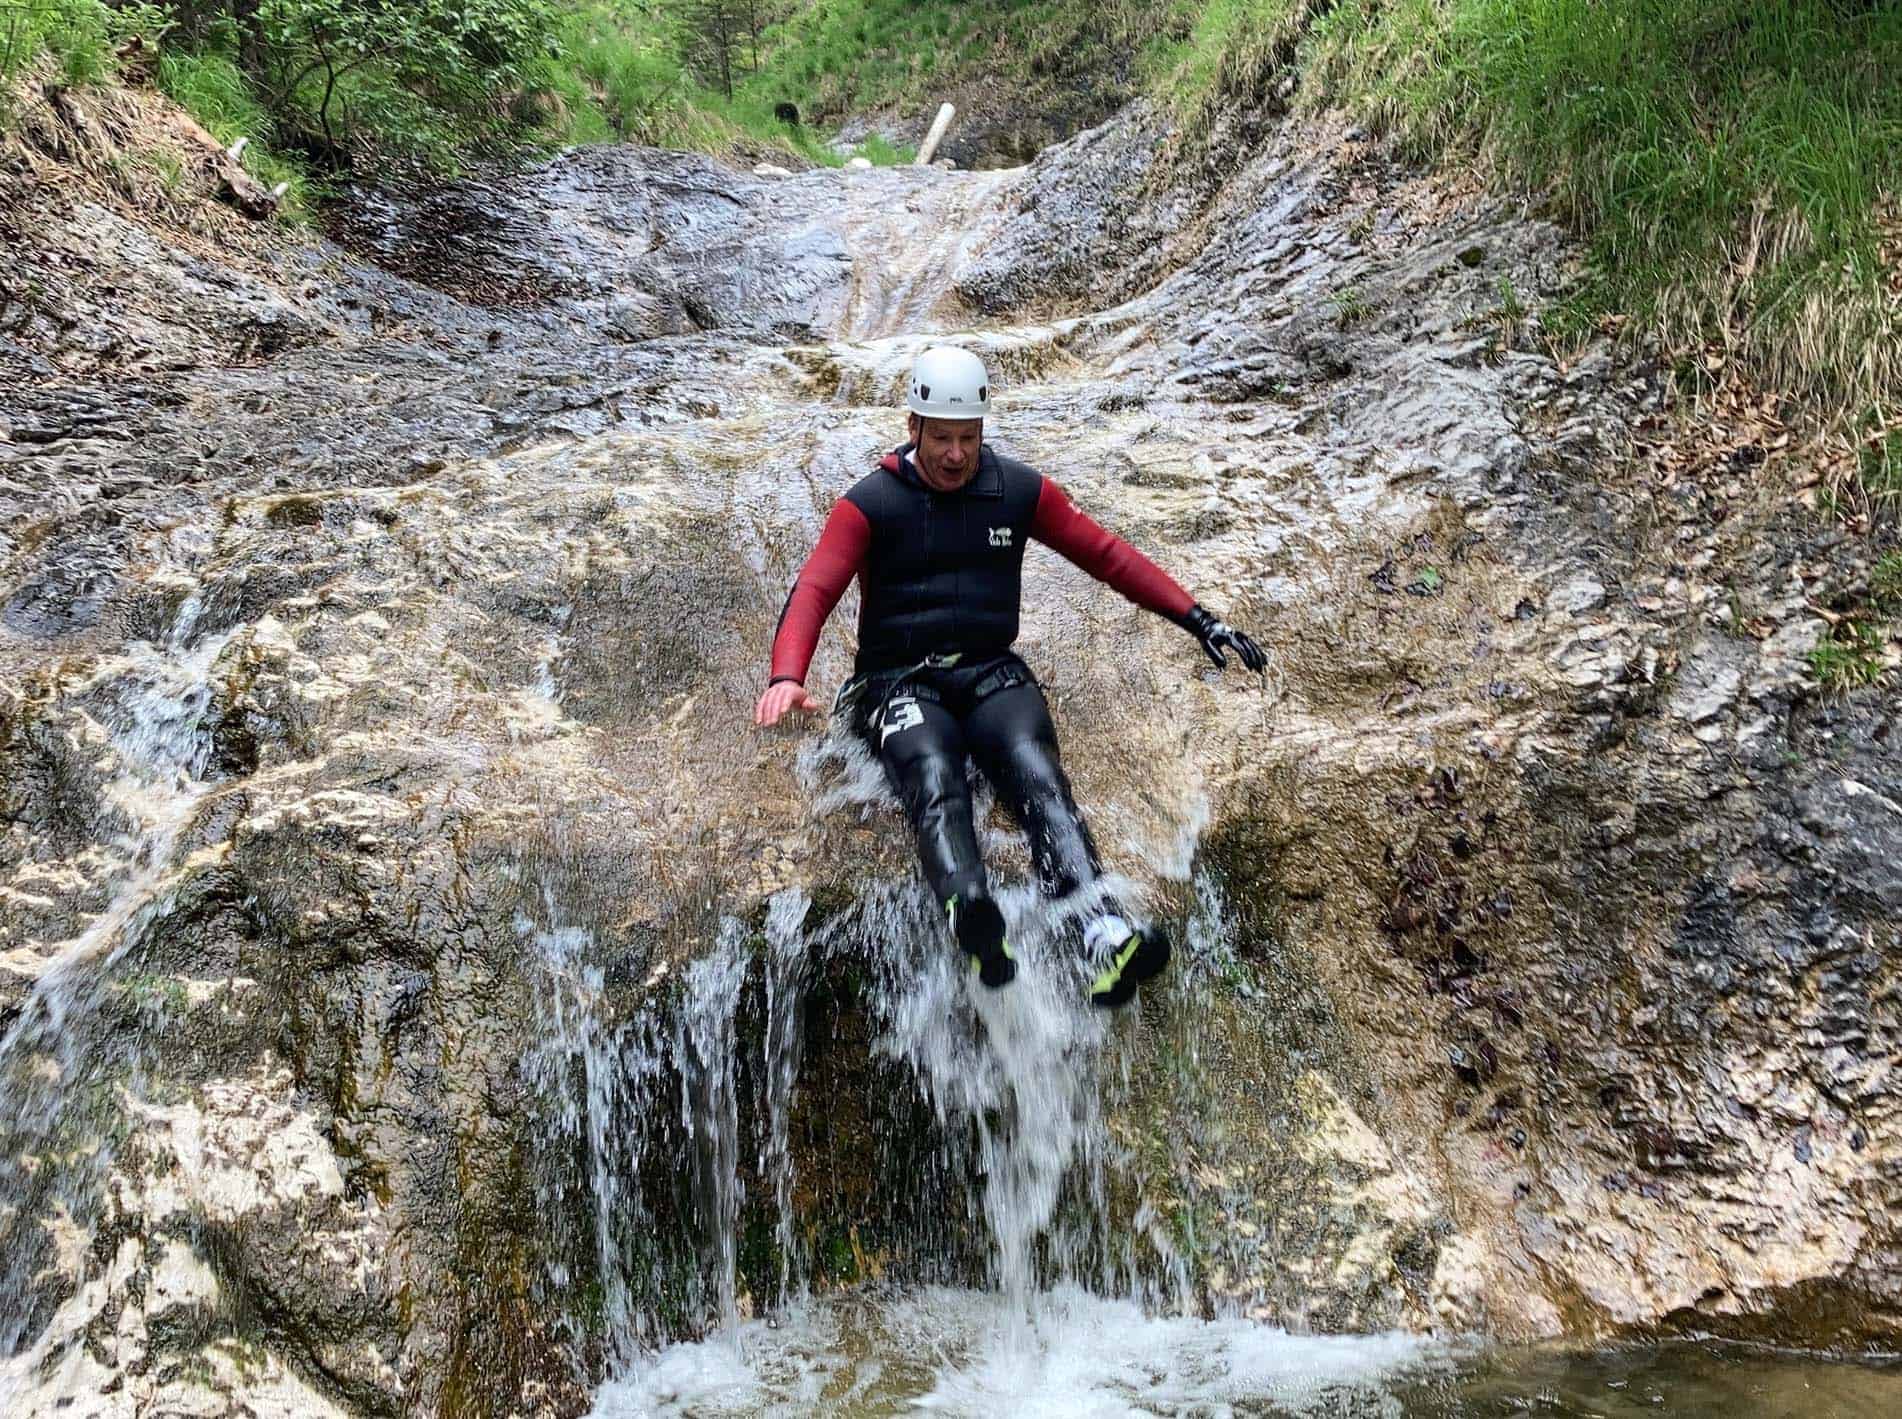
(909, 416), (983, 492)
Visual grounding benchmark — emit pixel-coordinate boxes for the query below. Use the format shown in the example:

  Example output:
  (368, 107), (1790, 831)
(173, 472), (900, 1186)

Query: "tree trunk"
(234, 0), (266, 82)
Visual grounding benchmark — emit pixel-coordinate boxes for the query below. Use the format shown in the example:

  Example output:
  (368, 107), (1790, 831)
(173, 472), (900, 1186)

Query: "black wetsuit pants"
(850, 653), (1105, 932)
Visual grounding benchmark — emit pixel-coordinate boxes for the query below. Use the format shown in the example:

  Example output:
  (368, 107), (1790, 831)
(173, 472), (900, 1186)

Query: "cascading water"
(678, 923), (751, 1331)
(512, 696), (1418, 1413)
(851, 878), (1117, 1309)
(522, 897), (647, 1364)
(437, 598), (1427, 1416)
(758, 887), (813, 1294)
(525, 882), (805, 1365)
(581, 866), (1442, 1416)
(0, 598), (235, 1373)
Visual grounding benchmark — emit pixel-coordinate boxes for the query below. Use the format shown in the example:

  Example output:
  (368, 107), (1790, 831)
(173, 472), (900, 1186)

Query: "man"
(754, 347), (1265, 1008)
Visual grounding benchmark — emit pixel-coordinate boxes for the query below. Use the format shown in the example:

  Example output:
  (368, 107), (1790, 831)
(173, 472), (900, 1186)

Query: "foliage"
(3, 0), (571, 168)
(539, 2), (699, 145)
(1806, 547), (1900, 694)
(1328, 283), (1371, 327)
(852, 131), (911, 165)
(0, 2), (49, 117)
(1, 0), (173, 92)
(1297, 0), (1902, 507)
(156, 47), (313, 215)
(687, 0), (748, 99)
(747, 0), (1159, 124)
(249, 0), (566, 163)
(1146, 0), (1308, 129)
(1860, 424), (1902, 512)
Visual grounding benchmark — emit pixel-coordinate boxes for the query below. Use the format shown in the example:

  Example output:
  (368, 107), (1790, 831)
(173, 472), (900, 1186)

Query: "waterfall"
(758, 887), (812, 1295)
(846, 878), (1118, 1310)
(0, 605), (235, 1363)
(524, 887), (798, 1364)
(521, 837), (1201, 1354)
(677, 923), (750, 1331)
(581, 871), (1442, 1416)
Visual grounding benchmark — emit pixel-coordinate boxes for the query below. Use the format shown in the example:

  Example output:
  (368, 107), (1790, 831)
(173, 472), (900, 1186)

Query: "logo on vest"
(989, 526), (1013, 547)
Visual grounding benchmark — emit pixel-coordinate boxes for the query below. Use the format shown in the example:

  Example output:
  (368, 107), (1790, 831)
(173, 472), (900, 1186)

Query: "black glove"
(1182, 604), (1267, 672)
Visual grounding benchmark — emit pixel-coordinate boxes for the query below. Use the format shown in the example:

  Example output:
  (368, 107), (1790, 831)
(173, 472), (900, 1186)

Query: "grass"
(1808, 617), (1889, 694)
(854, 132), (916, 166)
(546, 4), (696, 145)
(1807, 548), (1901, 693)
(527, 5), (912, 167)
(1861, 424), (1902, 511)
(749, 0), (993, 118)
(1873, 552), (1902, 613)
(2, 3), (314, 217)
(1, 0), (151, 97)
(1146, 0), (1313, 131)
(155, 50), (313, 219)
(1329, 283), (1372, 327)
(745, 0), (1157, 128)
(1294, 0), (1902, 511)
(1125, 0), (1902, 512)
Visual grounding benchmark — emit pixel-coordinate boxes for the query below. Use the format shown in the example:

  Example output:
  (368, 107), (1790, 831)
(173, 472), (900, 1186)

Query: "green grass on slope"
(0, 0), (167, 99)
(1150, 0), (1901, 510)
(1147, 0), (1315, 126)
(752, 0), (993, 116)
(155, 51), (313, 219)
(1, 0), (906, 222)
(1300, 0), (1902, 506)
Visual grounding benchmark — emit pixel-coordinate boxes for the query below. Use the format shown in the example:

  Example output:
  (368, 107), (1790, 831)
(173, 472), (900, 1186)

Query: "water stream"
(0, 596), (233, 1362)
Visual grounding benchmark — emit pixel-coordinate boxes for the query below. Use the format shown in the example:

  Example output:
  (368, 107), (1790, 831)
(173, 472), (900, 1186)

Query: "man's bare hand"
(755, 680), (820, 727)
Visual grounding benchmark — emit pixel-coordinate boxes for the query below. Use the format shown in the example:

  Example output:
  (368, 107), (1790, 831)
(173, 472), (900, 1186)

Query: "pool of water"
(1388, 1337), (1902, 1418)
(590, 1285), (1902, 1418)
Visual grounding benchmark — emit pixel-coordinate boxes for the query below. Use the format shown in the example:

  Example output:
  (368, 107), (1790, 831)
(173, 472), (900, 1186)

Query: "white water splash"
(835, 877), (1142, 1313)
(591, 1284), (1439, 1418)
(798, 716), (897, 817)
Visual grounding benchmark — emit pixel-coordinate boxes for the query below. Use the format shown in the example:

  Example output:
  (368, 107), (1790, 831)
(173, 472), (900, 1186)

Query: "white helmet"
(907, 347), (989, 420)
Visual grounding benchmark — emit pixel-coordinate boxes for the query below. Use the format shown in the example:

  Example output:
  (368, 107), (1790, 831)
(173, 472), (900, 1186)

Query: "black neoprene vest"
(844, 444), (1044, 673)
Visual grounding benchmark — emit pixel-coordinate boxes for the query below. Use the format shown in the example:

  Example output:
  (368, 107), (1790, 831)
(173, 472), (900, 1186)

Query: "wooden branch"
(163, 110), (280, 219)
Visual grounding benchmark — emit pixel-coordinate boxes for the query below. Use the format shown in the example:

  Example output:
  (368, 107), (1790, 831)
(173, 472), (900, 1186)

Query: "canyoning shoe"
(1086, 915), (1170, 1010)
(947, 895), (1016, 988)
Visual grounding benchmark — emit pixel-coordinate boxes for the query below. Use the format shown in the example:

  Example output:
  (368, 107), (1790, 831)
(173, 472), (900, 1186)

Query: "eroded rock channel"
(2, 103), (1899, 1416)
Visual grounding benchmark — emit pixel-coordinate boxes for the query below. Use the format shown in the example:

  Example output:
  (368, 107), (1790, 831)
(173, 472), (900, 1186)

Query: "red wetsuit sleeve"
(768, 499), (871, 685)
(1029, 478), (1195, 621)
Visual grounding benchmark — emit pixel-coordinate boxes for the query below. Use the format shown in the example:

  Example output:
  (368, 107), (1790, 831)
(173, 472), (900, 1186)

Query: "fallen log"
(162, 110), (281, 219)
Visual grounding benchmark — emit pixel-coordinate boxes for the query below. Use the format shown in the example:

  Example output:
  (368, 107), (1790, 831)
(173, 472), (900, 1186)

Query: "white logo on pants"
(989, 526), (1013, 547)
(879, 696), (925, 745)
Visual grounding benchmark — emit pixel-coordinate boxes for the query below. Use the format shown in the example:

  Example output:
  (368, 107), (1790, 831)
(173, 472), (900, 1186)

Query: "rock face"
(1, 82), (1897, 1418)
